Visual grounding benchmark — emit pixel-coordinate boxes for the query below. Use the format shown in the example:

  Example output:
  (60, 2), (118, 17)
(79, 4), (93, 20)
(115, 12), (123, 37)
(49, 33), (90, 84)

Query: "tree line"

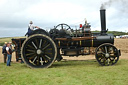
(92, 31), (128, 36)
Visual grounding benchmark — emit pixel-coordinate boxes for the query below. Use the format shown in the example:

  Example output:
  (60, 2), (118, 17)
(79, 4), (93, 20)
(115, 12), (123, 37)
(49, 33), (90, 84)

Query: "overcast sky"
(0, 0), (128, 37)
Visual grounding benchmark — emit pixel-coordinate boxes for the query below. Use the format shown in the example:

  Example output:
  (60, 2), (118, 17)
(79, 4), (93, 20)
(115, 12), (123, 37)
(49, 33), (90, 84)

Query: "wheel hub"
(37, 49), (42, 55)
(105, 53), (110, 58)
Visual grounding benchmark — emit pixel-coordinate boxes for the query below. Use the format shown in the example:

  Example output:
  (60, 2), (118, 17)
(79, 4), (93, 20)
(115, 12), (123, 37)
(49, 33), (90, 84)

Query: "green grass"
(0, 59), (128, 85)
(0, 37), (26, 46)
(0, 37), (12, 46)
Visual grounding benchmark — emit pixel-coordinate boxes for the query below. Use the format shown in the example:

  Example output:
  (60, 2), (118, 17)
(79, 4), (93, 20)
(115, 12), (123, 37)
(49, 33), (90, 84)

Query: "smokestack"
(100, 9), (107, 35)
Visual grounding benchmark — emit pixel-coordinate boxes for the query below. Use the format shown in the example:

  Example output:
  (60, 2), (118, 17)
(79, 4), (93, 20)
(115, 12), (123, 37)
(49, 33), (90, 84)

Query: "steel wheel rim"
(22, 34), (57, 68)
(95, 43), (119, 66)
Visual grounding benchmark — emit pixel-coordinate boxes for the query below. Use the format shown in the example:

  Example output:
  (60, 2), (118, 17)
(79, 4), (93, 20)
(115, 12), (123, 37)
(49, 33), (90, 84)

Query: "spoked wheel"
(21, 34), (57, 68)
(95, 43), (120, 66)
(49, 28), (59, 39)
(55, 23), (73, 37)
(55, 23), (71, 30)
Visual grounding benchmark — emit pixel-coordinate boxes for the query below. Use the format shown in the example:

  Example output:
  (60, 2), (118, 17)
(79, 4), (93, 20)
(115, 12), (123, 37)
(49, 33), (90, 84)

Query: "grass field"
(0, 37), (25, 46)
(0, 38), (128, 85)
(0, 59), (128, 85)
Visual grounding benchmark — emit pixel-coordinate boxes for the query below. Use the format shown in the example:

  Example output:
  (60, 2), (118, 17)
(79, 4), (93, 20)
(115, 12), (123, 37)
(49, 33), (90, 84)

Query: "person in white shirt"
(6, 43), (12, 66)
(26, 21), (40, 36)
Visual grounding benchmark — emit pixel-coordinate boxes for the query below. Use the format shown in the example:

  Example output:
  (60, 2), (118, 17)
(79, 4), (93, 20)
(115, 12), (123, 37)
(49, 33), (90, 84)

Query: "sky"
(0, 0), (128, 37)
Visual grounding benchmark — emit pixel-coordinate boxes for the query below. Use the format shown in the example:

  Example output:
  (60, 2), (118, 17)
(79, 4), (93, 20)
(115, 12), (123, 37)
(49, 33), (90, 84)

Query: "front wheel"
(21, 34), (57, 68)
(95, 43), (119, 66)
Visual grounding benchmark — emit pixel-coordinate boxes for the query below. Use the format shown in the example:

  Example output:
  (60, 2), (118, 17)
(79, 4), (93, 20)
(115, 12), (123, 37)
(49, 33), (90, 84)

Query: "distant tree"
(92, 30), (128, 36)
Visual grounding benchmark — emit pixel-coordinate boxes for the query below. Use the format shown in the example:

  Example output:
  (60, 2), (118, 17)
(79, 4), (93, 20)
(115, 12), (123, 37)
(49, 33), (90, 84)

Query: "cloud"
(0, 0), (128, 37)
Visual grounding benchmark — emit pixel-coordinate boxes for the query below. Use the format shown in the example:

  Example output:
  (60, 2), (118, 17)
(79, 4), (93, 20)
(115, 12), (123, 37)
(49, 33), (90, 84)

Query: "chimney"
(100, 9), (107, 35)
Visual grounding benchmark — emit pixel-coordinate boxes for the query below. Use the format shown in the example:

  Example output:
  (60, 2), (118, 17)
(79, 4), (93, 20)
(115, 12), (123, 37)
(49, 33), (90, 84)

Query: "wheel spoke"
(32, 56), (37, 63)
(40, 57), (44, 65)
(45, 52), (52, 55)
(42, 40), (46, 47)
(61, 24), (63, 29)
(39, 39), (42, 48)
(45, 55), (51, 60)
(100, 57), (106, 65)
(109, 57), (114, 64)
(97, 51), (105, 55)
(37, 56), (40, 65)
(100, 47), (105, 53)
(42, 56), (47, 62)
(108, 46), (111, 53)
(27, 45), (35, 49)
(110, 55), (116, 57)
(32, 41), (37, 49)
(29, 60), (36, 65)
(109, 57), (112, 61)
(106, 58), (110, 65)
(26, 53), (35, 56)
(45, 48), (52, 51)
(105, 46), (107, 53)
(27, 49), (35, 52)
(42, 44), (50, 50)
(35, 39), (39, 48)
(27, 54), (36, 59)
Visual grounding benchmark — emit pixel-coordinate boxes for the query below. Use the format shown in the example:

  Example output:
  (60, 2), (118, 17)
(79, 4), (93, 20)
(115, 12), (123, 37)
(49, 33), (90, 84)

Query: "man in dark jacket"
(2, 42), (7, 63)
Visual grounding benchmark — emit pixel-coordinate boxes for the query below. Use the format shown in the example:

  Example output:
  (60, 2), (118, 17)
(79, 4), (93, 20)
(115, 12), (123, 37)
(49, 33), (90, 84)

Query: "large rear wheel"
(21, 34), (57, 68)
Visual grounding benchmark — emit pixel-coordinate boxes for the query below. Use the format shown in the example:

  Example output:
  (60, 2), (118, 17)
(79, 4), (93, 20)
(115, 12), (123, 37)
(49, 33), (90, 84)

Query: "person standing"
(25, 21), (40, 36)
(2, 42), (7, 63)
(9, 42), (13, 62)
(9, 42), (12, 49)
(6, 43), (12, 66)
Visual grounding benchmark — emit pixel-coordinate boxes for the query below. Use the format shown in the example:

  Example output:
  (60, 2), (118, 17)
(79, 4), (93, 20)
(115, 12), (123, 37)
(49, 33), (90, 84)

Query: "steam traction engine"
(12, 9), (121, 68)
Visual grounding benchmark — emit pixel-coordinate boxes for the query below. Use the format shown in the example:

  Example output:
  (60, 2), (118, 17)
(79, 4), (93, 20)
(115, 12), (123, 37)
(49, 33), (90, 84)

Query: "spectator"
(9, 42), (14, 62)
(6, 43), (12, 66)
(9, 42), (12, 49)
(2, 42), (7, 63)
